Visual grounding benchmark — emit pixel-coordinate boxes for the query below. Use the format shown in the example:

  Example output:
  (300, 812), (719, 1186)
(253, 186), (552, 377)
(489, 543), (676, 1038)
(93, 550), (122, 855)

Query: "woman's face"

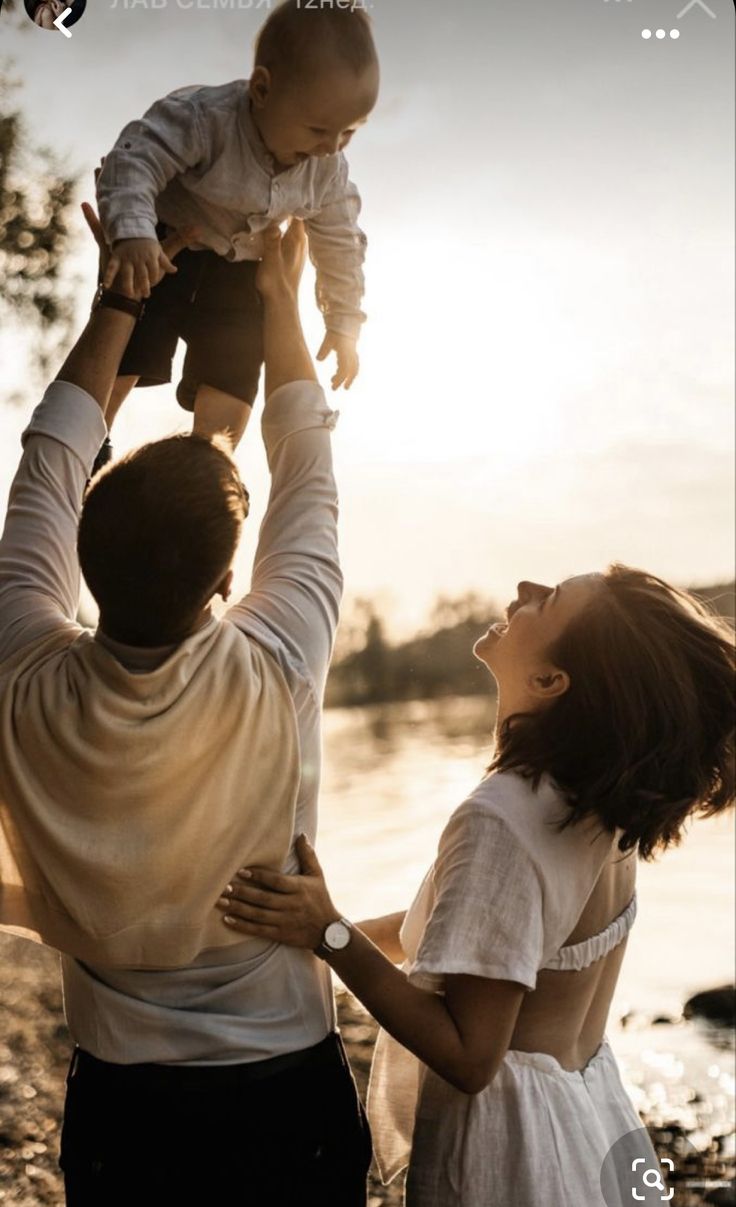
(474, 574), (603, 718)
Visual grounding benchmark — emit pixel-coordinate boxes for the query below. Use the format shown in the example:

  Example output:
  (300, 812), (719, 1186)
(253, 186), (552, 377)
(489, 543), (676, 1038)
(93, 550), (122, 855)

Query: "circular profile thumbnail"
(24, 0), (86, 31)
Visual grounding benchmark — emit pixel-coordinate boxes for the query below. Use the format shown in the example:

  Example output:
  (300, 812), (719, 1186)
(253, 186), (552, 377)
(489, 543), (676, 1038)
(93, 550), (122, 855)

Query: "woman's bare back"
(509, 847), (638, 1071)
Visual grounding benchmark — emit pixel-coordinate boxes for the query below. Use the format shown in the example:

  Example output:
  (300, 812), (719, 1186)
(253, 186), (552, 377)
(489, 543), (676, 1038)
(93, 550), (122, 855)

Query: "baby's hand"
(103, 237), (177, 299)
(317, 332), (359, 391)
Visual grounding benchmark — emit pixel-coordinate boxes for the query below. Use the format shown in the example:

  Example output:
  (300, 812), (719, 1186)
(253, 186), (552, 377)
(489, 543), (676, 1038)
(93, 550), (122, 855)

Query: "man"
(0, 218), (371, 1204)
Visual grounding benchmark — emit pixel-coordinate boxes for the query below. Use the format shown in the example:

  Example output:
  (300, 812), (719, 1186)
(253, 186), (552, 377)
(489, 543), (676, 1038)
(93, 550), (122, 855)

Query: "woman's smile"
(485, 596), (521, 636)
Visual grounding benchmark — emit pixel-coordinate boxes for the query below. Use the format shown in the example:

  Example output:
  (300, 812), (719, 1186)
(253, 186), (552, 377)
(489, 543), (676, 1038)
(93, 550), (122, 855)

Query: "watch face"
(324, 920), (351, 951)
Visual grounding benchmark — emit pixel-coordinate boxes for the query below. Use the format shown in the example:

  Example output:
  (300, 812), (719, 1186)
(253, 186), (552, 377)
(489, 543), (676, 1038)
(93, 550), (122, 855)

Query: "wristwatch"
(315, 917), (352, 960)
(92, 285), (145, 321)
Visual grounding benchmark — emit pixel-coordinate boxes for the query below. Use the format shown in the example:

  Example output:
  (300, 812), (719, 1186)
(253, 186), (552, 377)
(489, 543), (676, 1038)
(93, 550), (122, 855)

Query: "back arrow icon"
(676, 0), (716, 17)
(53, 6), (73, 35)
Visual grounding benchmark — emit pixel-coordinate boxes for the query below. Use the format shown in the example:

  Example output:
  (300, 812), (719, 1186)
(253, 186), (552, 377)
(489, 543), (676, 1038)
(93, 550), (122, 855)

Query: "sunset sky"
(1, 0), (733, 633)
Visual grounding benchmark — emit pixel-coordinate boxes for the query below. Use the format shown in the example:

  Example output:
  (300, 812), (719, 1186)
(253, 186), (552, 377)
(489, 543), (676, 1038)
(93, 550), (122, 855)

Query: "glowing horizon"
(1, 0), (733, 635)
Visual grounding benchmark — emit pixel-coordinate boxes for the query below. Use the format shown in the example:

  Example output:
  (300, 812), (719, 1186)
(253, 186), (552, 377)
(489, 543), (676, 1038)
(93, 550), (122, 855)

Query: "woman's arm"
(324, 928), (523, 1094)
(219, 838), (525, 1095)
(355, 912), (406, 964)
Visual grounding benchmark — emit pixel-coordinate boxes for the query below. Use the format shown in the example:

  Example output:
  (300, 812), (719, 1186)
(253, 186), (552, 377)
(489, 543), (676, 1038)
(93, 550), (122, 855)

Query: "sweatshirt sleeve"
(225, 381), (343, 699)
(0, 382), (106, 665)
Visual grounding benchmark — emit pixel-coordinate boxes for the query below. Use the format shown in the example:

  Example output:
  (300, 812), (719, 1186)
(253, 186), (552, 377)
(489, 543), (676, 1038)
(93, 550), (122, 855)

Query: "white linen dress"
(367, 771), (661, 1207)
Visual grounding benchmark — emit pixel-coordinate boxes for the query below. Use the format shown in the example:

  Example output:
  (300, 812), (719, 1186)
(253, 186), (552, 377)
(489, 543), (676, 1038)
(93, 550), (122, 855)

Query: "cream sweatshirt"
(0, 379), (341, 977)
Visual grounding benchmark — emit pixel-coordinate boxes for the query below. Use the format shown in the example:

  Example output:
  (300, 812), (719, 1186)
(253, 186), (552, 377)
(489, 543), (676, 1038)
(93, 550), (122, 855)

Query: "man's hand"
(102, 237), (177, 300)
(256, 220), (307, 303)
(82, 204), (194, 302)
(317, 332), (359, 391)
(55, 205), (197, 409)
(216, 835), (339, 949)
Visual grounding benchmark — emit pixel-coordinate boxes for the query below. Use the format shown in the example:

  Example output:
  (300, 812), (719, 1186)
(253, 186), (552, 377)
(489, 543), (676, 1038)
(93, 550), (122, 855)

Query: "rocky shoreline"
(0, 940), (733, 1205)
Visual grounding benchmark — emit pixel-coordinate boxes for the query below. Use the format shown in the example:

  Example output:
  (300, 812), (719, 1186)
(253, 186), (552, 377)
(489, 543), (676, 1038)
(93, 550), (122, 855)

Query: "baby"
(95, 0), (379, 461)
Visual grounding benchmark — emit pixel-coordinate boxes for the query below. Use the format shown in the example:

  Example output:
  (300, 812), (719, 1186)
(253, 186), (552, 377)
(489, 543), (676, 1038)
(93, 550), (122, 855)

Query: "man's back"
(1, 616), (297, 968)
(0, 373), (342, 1059)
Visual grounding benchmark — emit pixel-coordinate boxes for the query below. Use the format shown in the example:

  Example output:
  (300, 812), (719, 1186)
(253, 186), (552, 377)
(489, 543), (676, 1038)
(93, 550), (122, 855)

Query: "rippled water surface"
(319, 697), (735, 1143)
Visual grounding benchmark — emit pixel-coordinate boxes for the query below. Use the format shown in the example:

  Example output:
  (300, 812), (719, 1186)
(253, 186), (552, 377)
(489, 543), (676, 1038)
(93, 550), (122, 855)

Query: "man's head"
(78, 435), (249, 647)
(250, 0), (380, 168)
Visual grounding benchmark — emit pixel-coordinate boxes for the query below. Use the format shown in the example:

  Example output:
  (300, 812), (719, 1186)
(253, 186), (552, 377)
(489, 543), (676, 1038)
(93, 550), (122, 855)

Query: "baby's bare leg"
(105, 375), (139, 428)
(193, 385), (252, 449)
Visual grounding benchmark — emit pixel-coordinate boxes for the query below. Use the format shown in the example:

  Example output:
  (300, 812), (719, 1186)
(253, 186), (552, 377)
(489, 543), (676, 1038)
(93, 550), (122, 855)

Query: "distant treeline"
(325, 582), (735, 709)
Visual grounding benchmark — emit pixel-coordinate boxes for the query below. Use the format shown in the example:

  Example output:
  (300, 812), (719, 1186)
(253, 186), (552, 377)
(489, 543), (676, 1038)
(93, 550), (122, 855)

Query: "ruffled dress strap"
(542, 893), (637, 973)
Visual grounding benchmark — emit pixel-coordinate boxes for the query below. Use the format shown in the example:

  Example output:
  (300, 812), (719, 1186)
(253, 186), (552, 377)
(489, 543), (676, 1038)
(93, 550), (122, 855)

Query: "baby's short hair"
(255, 0), (378, 81)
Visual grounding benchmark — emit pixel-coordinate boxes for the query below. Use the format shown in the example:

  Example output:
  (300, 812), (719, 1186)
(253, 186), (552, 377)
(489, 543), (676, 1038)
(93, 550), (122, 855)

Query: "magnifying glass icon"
(642, 1168), (666, 1191)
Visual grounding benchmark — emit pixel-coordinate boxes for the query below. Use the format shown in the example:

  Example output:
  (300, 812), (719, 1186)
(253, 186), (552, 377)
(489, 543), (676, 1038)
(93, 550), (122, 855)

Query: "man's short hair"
(78, 435), (248, 647)
(254, 0), (378, 81)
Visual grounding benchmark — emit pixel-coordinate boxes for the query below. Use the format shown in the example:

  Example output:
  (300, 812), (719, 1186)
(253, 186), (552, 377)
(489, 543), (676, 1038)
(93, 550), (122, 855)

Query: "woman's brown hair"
(489, 565), (735, 859)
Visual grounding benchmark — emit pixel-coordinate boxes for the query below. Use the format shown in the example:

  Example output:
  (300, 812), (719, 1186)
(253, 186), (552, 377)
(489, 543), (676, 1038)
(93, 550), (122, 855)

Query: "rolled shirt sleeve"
(306, 156), (367, 342)
(409, 805), (546, 993)
(97, 92), (206, 245)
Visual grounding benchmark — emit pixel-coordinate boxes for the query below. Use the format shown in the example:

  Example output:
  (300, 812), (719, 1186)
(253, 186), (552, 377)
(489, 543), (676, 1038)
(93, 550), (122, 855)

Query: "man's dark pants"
(60, 1033), (372, 1206)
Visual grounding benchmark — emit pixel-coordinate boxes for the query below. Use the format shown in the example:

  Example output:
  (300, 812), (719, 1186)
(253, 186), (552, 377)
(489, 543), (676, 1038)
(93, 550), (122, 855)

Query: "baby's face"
(250, 64), (379, 169)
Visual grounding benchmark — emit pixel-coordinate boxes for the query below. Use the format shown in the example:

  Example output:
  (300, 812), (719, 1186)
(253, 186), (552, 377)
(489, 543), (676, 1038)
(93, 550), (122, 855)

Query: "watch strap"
(93, 286), (145, 321)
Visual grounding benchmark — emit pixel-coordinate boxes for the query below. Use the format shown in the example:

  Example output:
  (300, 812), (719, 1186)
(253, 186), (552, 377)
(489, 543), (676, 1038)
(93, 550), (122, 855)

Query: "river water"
(319, 696), (735, 1147)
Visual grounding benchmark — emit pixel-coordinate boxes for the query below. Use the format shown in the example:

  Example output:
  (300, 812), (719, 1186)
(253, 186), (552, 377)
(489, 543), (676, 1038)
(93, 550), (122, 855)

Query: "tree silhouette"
(0, 71), (77, 381)
(327, 593), (499, 707)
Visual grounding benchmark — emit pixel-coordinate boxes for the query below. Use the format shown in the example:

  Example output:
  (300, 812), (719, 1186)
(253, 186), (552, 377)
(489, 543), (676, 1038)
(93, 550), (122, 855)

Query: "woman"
(218, 568), (735, 1206)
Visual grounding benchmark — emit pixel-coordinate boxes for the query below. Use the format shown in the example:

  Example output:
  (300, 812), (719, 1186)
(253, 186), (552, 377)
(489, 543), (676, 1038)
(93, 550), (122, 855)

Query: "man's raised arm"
(259, 222), (318, 399)
(0, 215), (187, 665)
(227, 223), (343, 697)
(56, 211), (191, 411)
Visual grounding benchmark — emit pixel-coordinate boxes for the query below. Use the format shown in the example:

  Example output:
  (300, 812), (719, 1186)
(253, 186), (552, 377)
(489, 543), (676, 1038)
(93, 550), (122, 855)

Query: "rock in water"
(684, 985), (736, 1027)
(704, 1187), (735, 1206)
